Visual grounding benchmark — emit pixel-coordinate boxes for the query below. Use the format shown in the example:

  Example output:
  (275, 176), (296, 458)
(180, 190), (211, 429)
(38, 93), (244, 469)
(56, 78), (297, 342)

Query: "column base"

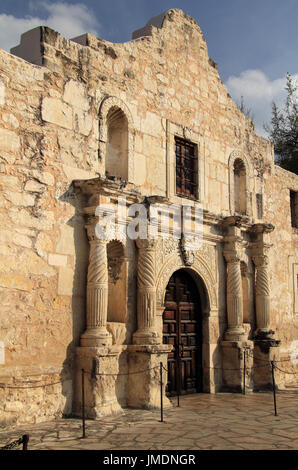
(127, 344), (173, 410)
(221, 340), (253, 392)
(74, 345), (127, 419)
(132, 329), (160, 345)
(253, 338), (281, 391)
(80, 328), (112, 347)
(224, 327), (247, 342)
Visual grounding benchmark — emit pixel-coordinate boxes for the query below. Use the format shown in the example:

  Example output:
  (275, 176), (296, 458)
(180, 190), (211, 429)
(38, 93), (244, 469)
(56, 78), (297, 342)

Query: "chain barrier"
(0, 434), (29, 451)
(274, 365), (298, 376)
(246, 350), (294, 364)
(0, 379), (63, 390)
(89, 365), (160, 377)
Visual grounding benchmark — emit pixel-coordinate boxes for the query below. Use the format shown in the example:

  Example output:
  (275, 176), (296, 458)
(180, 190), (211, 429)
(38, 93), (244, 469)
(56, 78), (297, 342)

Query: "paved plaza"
(0, 390), (297, 451)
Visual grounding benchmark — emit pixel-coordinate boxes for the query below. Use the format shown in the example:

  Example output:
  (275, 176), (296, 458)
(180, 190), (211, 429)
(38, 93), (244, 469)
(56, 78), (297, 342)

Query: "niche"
(106, 106), (128, 180)
(107, 240), (127, 323)
(234, 158), (247, 214)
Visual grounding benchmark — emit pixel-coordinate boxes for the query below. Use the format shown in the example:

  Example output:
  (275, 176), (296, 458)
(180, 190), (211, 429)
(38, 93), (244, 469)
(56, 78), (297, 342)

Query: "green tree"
(265, 73), (298, 174)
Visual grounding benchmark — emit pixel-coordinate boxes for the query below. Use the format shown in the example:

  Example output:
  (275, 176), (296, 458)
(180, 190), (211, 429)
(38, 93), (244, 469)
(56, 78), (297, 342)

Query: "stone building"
(0, 9), (297, 427)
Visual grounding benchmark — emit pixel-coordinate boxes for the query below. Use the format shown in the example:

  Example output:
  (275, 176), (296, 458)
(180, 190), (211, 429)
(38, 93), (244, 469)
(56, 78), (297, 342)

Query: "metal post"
(82, 368), (86, 438)
(22, 434), (29, 451)
(271, 361), (278, 416)
(243, 349), (246, 395)
(177, 343), (182, 407)
(160, 362), (164, 422)
(177, 358), (180, 407)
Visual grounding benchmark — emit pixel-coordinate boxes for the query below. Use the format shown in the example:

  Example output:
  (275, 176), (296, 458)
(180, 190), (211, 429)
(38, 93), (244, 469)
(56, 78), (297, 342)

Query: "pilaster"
(80, 222), (112, 347)
(222, 216), (246, 341)
(250, 223), (281, 390)
(133, 238), (160, 345)
(250, 223), (274, 339)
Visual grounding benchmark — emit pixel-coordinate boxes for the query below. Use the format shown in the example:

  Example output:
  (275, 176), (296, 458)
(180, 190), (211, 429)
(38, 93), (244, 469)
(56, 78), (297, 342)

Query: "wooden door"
(163, 270), (202, 396)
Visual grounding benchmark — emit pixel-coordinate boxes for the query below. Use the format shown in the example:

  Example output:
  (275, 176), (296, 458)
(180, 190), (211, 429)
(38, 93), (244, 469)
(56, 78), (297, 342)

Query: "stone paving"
(0, 391), (297, 451)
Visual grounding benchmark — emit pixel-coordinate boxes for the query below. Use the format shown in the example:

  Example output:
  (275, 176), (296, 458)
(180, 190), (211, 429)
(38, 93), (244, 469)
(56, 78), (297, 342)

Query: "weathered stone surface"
(63, 79), (90, 111)
(0, 80), (5, 104)
(41, 97), (73, 129)
(0, 8), (297, 428)
(48, 253), (68, 266)
(0, 128), (20, 152)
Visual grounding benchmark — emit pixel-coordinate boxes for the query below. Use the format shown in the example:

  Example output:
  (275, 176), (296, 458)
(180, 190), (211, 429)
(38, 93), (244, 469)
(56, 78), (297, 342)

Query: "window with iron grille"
(175, 137), (198, 198)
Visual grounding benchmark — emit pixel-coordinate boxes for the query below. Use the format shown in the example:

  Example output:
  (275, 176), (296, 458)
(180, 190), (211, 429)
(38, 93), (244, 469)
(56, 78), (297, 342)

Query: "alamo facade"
(0, 9), (297, 427)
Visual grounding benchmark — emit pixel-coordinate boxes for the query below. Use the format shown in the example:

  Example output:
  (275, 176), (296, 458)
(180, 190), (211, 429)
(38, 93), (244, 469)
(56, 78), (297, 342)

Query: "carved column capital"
(223, 249), (242, 264)
(252, 254), (269, 267)
(136, 237), (158, 251)
(251, 223), (275, 235)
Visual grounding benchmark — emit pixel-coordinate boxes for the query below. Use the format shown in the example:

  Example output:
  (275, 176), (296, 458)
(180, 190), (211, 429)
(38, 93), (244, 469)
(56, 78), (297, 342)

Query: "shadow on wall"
(57, 182), (89, 417)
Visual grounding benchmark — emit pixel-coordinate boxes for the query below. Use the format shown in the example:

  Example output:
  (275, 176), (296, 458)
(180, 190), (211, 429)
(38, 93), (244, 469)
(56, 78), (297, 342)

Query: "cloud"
(0, 2), (100, 52)
(225, 69), (298, 137)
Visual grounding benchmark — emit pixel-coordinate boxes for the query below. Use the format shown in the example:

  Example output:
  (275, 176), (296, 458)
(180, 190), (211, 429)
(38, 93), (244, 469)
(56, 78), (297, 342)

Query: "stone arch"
(98, 96), (134, 183)
(156, 252), (217, 312)
(157, 254), (219, 393)
(228, 150), (252, 216)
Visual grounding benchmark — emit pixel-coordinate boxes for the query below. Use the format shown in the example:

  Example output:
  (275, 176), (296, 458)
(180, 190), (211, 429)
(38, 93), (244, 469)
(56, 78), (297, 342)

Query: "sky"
(0, 0), (297, 136)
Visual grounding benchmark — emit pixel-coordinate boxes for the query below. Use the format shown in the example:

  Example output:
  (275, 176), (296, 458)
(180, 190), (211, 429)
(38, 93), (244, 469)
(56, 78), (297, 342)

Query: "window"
(290, 190), (298, 228)
(175, 137), (198, 198)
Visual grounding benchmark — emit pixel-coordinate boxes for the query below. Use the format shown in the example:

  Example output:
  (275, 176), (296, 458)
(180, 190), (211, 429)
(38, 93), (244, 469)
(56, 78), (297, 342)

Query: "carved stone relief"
(155, 250), (217, 308)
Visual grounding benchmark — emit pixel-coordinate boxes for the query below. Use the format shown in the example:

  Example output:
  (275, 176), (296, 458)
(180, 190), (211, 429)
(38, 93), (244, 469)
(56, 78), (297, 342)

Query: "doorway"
(163, 269), (202, 396)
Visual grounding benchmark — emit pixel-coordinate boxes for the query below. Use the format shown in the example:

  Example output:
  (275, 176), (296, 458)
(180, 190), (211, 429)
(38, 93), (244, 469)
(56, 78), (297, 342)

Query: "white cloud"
(0, 2), (100, 52)
(225, 69), (298, 137)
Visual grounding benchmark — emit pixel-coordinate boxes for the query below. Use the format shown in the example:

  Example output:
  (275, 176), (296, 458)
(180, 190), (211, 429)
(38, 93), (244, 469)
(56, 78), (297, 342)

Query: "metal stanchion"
(82, 368), (86, 438)
(271, 361), (278, 416)
(160, 362), (164, 422)
(243, 349), (246, 395)
(177, 343), (182, 407)
(22, 434), (29, 450)
(177, 359), (180, 407)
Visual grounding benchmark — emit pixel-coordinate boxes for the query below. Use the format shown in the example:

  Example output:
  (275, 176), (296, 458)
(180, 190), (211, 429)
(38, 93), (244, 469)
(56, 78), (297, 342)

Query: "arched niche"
(234, 158), (247, 214)
(98, 96), (134, 183)
(228, 150), (252, 216)
(105, 239), (129, 346)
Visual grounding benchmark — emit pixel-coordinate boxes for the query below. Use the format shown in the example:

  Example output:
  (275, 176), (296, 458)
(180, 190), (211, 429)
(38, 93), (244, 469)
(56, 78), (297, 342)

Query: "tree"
(265, 73), (298, 174)
(237, 95), (254, 122)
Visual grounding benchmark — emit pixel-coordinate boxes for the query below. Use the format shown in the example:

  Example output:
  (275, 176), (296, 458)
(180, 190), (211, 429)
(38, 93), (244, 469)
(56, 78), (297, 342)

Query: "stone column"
(80, 223), (112, 347)
(250, 223), (280, 391)
(224, 251), (246, 341)
(253, 254), (271, 336)
(133, 238), (159, 345)
(222, 217), (246, 341)
(251, 223), (274, 339)
(221, 216), (252, 392)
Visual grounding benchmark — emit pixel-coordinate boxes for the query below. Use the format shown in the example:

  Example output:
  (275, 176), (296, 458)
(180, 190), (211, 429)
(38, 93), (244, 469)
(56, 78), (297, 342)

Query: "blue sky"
(0, 1), (297, 136)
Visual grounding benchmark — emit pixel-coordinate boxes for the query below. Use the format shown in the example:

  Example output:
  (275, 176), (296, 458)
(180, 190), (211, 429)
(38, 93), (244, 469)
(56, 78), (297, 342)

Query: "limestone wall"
(0, 8), (297, 426)
(264, 166), (298, 374)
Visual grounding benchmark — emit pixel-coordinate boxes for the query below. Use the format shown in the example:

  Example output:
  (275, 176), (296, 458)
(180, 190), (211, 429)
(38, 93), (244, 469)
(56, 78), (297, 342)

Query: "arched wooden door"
(163, 270), (202, 396)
